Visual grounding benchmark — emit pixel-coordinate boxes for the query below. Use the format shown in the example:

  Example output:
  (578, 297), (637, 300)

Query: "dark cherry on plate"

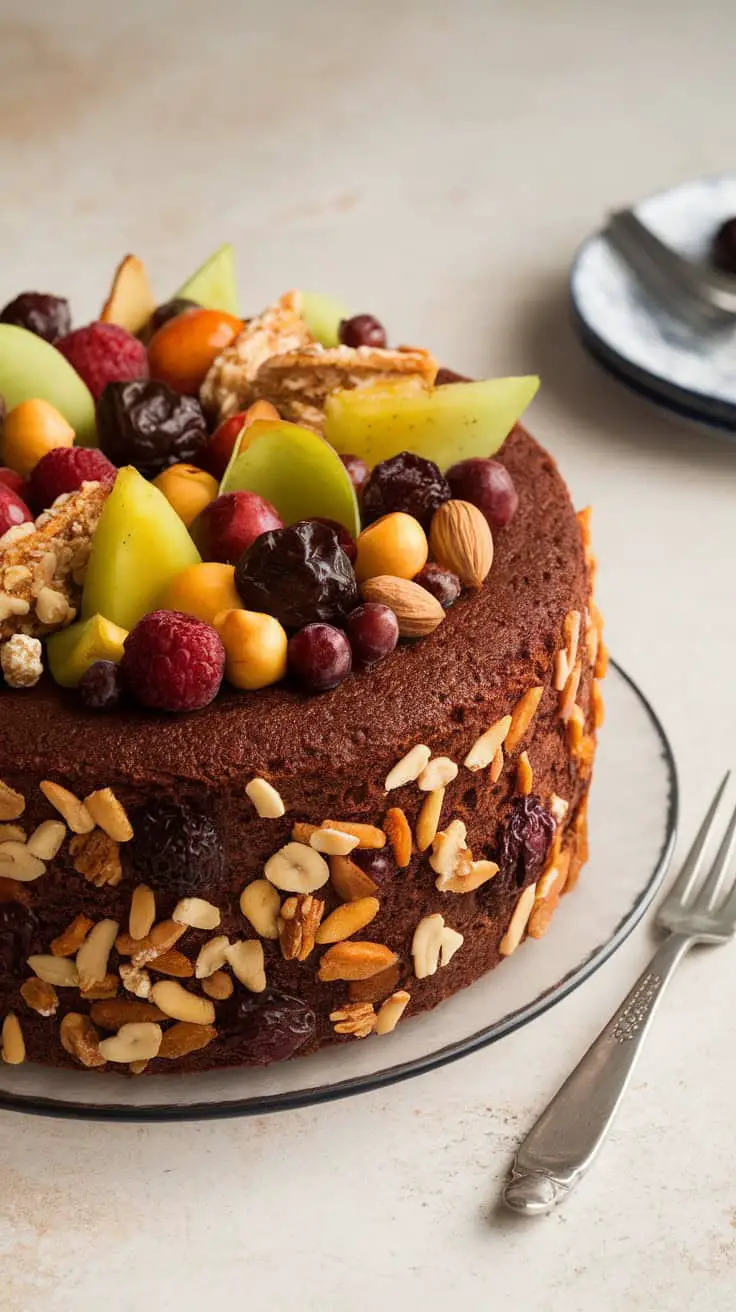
(414, 563), (462, 609)
(288, 623), (352, 692)
(339, 453), (371, 495)
(0, 292), (71, 342)
(361, 451), (451, 530)
(338, 314), (387, 349)
(235, 520), (358, 628)
(446, 457), (518, 530)
(347, 603), (399, 666)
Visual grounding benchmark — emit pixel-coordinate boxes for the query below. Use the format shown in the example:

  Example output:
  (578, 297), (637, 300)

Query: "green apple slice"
(301, 291), (349, 347)
(0, 325), (97, 447)
(82, 467), (201, 630)
(220, 419), (360, 536)
(47, 614), (128, 688)
(323, 375), (540, 470)
(174, 243), (239, 316)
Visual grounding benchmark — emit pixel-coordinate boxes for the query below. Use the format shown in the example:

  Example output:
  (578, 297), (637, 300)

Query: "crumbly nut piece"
(517, 752), (533, 796)
(119, 963), (152, 999)
(328, 854), (379, 902)
(0, 780), (25, 822)
(97, 1022), (162, 1064)
(27, 954), (80, 987)
(430, 819), (473, 889)
(439, 858), (499, 895)
(278, 893), (324, 961)
(40, 781), (94, 834)
(129, 884), (156, 940)
(0, 633), (43, 687)
(383, 807), (412, 868)
(76, 918), (119, 990)
(309, 827), (360, 856)
(89, 999), (167, 1029)
(417, 756), (458, 792)
(245, 777), (286, 819)
(330, 1001), (377, 1039)
(172, 897), (221, 931)
(385, 744), (431, 791)
(463, 715), (512, 772)
(490, 745), (505, 783)
(202, 970), (234, 1000)
(27, 819), (66, 860)
(499, 884), (538, 956)
(411, 914), (464, 979)
(201, 290), (312, 420)
(123, 919), (186, 966)
(50, 912), (94, 957)
(0, 482), (109, 642)
(225, 940), (267, 992)
(506, 686), (544, 753)
(415, 787), (445, 853)
(321, 820), (387, 849)
(79, 972), (119, 1000)
(1, 1013), (26, 1064)
(264, 841), (329, 893)
(84, 788), (133, 842)
(150, 981), (216, 1025)
(59, 1013), (106, 1068)
(317, 941), (398, 982)
(158, 1021), (217, 1060)
(239, 879), (281, 939)
(315, 897), (380, 945)
(375, 990), (411, 1036)
(148, 948), (195, 978)
(69, 829), (122, 887)
(20, 976), (59, 1016)
(0, 840), (46, 882)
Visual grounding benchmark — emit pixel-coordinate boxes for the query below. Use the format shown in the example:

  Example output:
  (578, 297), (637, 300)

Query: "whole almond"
(360, 576), (445, 638)
(429, 500), (493, 589)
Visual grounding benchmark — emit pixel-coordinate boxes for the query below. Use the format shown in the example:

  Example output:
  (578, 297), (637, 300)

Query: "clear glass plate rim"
(0, 659), (678, 1123)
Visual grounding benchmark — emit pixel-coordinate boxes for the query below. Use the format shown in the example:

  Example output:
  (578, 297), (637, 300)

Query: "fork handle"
(503, 933), (693, 1215)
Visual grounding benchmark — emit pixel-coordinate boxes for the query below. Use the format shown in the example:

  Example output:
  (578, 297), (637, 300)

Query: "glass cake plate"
(0, 660), (677, 1121)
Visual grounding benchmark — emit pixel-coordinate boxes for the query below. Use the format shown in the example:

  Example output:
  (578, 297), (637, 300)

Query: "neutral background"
(1, 2), (735, 1308)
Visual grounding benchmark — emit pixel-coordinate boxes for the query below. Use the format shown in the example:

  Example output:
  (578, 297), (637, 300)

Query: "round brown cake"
(0, 422), (605, 1075)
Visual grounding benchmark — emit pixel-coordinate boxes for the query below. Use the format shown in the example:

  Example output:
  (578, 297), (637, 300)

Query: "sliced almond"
(84, 788), (133, 842)
(126, 920), (186, 966)
(76, 919), (119, 990)
(559, 661), (582, 722)
(291, 821), (318, 844)
(317, 941), (398, 982)
(440, 927), (464, 966)
(50, 913), (93, 957)
(385, 744), (431, 792)
(593, 680), (605, 729)
(0, 841), (46, 882)
(98, 1022), (162, 1064)
(0, 780), (25, 822)
(567, 704), (585, 753)
(20, 976), (58, 1016)
(517, 752), (533, 796)
(310, 827), (360, 856)
(148, 948), (194, 978)
(412, 913), (463, 978)
(430, 819), (470, 885)
(89, 998), (167, 1028)
(245, 777), (285, 819)
(417, 756), (458, 792)
(1, 1013), (25, 1065)
(27, 954), (79, 987)
(490, 745), (505, 783)
(158, 1021), (217, 1060)
(315, 896), (380, 944)
(40, 780), (94, 834)
(329, 854), (378, 902)
(415, 786), (445, 853)
(320, 821), (386, 850)
(375, 989), (411, 1035)
(239, 879), (281, 939)
(360, 576), (445, 638)
(129, 884), (156, 941)
(60, 1013), (106, 1068)
(439, 858), (499, 894)
(264, 841), (329, 893)
(499, 884), (537, 956)
(506, 686), (544, 753)
(225, 940), (266, 992)
(150, 981), (215, 1025)
(202, 970), (234, 1000)
(172, 897), (221, 931)
(0, 824), (26, 843)
(26, 820), (66, 860)
(383, 807), (412, 868)
(429, 499), (493, 589)
(119, 963), (152, 999)
(80, 972), (119, 1000)
(194, 936), (231, 980)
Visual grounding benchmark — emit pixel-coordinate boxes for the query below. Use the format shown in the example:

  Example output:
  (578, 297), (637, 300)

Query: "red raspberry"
(55, 322), (149, 400)
(27, 446), (117, 512)
(121, 610), (225, 712)
(0, 483), (33, 537)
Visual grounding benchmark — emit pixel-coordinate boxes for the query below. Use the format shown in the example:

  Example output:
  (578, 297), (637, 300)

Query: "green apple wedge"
(301, 291), (349, 347)
(0, 325), (97, 446)
(219, 419), (360, 536)
(323, 376), (540, 470)
(174, 243), (239, 316)
(82, 467), (201, 631)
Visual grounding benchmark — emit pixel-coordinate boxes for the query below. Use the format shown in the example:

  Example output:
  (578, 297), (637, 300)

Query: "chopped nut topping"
(69, 829), (122, 887)
(415, 786), (446, 853)
(202, 970), (234, 1000)
(172, 896), (221, 931)
(89, 998), (166, 1028)
(124, 919), (186, 966)
(567, 704), (585, 754)
(225, 940), (266, 993)
(40, 780), (94, 834)
(318, 941), (398, 982)
(315, 896), (379, 945)
(245, 776), (286, 819)
(148, 949), (194, 978)
(20, 976), (58, 1016)
(278, 893), (324, 961)
(417, 756), (458, 792)
(0, 823), (25, 843)
(309, 827), (360, 856)
(35, 586), (71, 626)
(383, 807), (412, 868)
(76, 919), (119, 990)
(239, 878), (281, 939)
(549, 794), (569, 823)
(119, 963), (152, 999)
(321, 820), (387, 849)
(129, 884), (156, 940)
(463, 715), (512, 772)
(385, 744), (431, 792)
(438, 858), (499, 895)
(26, 819), (66, 860)
(291, 821), (318, 844)
(499, 884), (537, 956)
(27, 954), (79, 987)
(506, 686), (544, 753)
(375, 990), (411, 1036)
(0, 780), (25, 822)
(200, 290), (312, 421)
(0, 593), (30, 621)
(553, 609), (581, 692)
(158, 1021), (217, 1060)
(60, 1013), (106, 1068)
(97, 1022), (162, 1064)
(348, 963), (401, 1004)
(430, 819), (472, 888)
(79, 973), (119, 1000)
(411, 914), (464, 979)
(194, 935), (231, 980)
(559, 660), (582, 722)
(529, 851), (572, 939)
(50, 912), (93, 957)
(264, 841), (329, 893)
(84, 788), (133, 842)
(490, 745), (504, 783)
(1, 1013), (25, 1065)
(0, 633), (43, 687)
(330, 1001), (376, 1039)
(150, 981), (216, 1025)
(328, 854), (379, 902)
(592, 680), (605, 728)
(517, 752), (533, 795)
(0, 840), (46, 882)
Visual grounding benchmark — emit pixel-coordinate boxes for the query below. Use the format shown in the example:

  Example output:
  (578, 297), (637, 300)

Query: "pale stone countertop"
(1, 2), (736, 1308)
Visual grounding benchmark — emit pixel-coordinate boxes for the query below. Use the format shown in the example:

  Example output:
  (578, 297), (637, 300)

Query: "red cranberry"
(414, 563), (462, 609)
(235, 521), (358, 628)
(79, 660), (123, 711)
(0, 292), (70, 342)
(340, 453), (371, 495)
(301, 518), (357, 564)
(347, 603), (399, 666)
(218, 988), (316, 1063)
(712, 218), (736, 275)
(362, 451), (451, 530)
(435, 367), (471, 385)
(446, 457), (518, 530)
(288, 623), (352, 693)
(339, 314), (387, 349)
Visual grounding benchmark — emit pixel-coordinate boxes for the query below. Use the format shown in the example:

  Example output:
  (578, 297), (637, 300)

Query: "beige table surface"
(1, 2), (736, 1308)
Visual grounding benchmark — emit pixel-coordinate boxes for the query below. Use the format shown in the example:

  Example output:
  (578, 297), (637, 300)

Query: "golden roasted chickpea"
(157, 563), (241, 627)
(355, 512), (428, 583)
(1, 399), (75, 476)
(152, 463), (219, 527)
(214, 608), (288, 691)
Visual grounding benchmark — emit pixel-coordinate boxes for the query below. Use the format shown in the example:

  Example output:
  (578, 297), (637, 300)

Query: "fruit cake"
(0, 247), (606, 1076)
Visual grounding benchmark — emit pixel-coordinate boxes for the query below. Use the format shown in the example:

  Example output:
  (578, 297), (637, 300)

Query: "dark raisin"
(414, 563), (462, 608)
(78, 660), (123, 711)
(299, 517), (356, 564)
(97, 379), (208, 478)
(127, 801), (223, 899)
(352, 848), (393, 884)
(361, 451), (451, 530)
(217, 988), (316, 1063)
(235, 521), (358, 628)
(0, 901), (38, 978)
(338, 314), (387, 349)
(0, 292), (71, 342)
(501, 796), (556, 888)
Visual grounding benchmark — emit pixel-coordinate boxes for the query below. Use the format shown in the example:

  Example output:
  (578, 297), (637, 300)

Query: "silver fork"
(503, 771), (736, 1216)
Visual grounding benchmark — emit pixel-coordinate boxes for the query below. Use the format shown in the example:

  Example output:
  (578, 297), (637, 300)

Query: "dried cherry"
(235, 521), (358, 628)
(97, 379), (208, 479)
